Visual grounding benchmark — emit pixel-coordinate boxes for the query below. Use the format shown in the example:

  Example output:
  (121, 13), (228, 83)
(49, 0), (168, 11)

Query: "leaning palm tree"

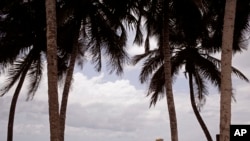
(56, 0), (139, 140)
(137, 0), (207, 140)
(0, 1), (67, 141)
(0, 1), (48, 141)
(0, 48), (43, 141)
(132, 44), (249, 141)
(0, 2), (74, 141)
(135, 0), (250, 140)
(1, 1), (139, 141)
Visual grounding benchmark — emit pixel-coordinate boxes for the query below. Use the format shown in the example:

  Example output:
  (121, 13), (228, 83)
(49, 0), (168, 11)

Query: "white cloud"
(0, 48), (250, 141)
(1, 72), (166, 141)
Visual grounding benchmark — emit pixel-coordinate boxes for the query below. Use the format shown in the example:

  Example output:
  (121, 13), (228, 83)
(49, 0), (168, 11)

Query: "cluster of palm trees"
(0, 0), (249, 141)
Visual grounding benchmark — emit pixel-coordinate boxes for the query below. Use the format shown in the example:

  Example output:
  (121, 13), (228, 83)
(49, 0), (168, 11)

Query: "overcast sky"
(0, 36), (250, 141)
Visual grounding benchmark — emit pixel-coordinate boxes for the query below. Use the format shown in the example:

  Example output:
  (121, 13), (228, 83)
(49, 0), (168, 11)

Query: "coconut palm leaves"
(1, 0), (138, 141)
(0, 47), (43, 141)
(55, 1), (138, 140)
(135, 0), (207, 140)
(133, 44), (249, 140)
(201, 0), (250, 53)
(133, 0), (250, 140)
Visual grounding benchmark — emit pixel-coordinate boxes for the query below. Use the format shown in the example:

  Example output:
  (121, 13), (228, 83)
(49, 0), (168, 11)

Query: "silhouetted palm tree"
(132, 44), (248, 141)
(45, 0), (61, 140)
(56, 0), (140, 140)
(219, 0), (237, 140)
(1, 1), (138, 141)
(136, 0), (206, 140)
(134, 0), (250, 140)
(0, 47), (43, 141)
(0, 1), (47, 141)
(200, 1), (250, 140)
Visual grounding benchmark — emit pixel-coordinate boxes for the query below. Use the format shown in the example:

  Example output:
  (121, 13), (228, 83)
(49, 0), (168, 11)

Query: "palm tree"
(135, 0), (250, 140)
(132, 45), (248, 141)
(162, 0), (178, 140)
(0, 2), (47, 141)
(57, 1), (143, 140)
(0, 2), (75, 141)
(219, 0), (237, 140)
(45, 0), (61, 140)
(56, 0), (129, 140)
(59, 28), (79, 141)
(6, 71), (28, 141)
(0, 48), (42, 141)
(136, 0), (207, 140)
(0, 2), (79, 140)
(56, 5), (81, 140)
(1, 1), (139, 141)
(140, 0), (178, 139)
(201, 0), (250, 140)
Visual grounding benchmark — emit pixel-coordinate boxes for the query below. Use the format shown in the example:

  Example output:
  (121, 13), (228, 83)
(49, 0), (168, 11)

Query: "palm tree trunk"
(7, 69), (29, 141)
(188, 72), (213, 141)
(45, 0), (60, 141)
(59, 43), (78, 141)
(220, 0), (237, 141)
(59, 18), (81, 140)
(162, 0), (178, 140)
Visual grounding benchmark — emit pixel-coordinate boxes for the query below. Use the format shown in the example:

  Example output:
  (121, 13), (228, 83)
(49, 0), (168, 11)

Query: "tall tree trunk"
(45, 0), (60, 141)
(162, 0), (178, 140)
(59, 43), (78, 141)
(220, 0), (237, 141)
(7, 68), (29, 141)
(188, 72), (213, 141)
(59, 18), (81, 141)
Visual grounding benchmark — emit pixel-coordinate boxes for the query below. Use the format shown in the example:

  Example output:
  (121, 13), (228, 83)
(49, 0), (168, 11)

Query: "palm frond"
(173, 0), (203, 45)
(89, 40), (102, 72)
(144, 35), (150, 53)
(195, 54), (221, 89)
(0, 62), (24, 96)
(139, 51), (163, 83)
(26, 54), (43, 100)
(232, 67), (249, 82)
(194, 69), (208, 99)
(0, 1), (45, 67)
(171, 50), (186, 76)
(203, 0), (250, 53)
(82, 2), (129, 75)
(0, 50), (33, 96)
(103, 26), (128, 75)
(131, 49), (159, 65)
(147, 65), (165, 107)
(193, 70), (208, 110)
(206, 55), (249, 82)
(57, 53), (70, 81)
(233, 0), (250, 52)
